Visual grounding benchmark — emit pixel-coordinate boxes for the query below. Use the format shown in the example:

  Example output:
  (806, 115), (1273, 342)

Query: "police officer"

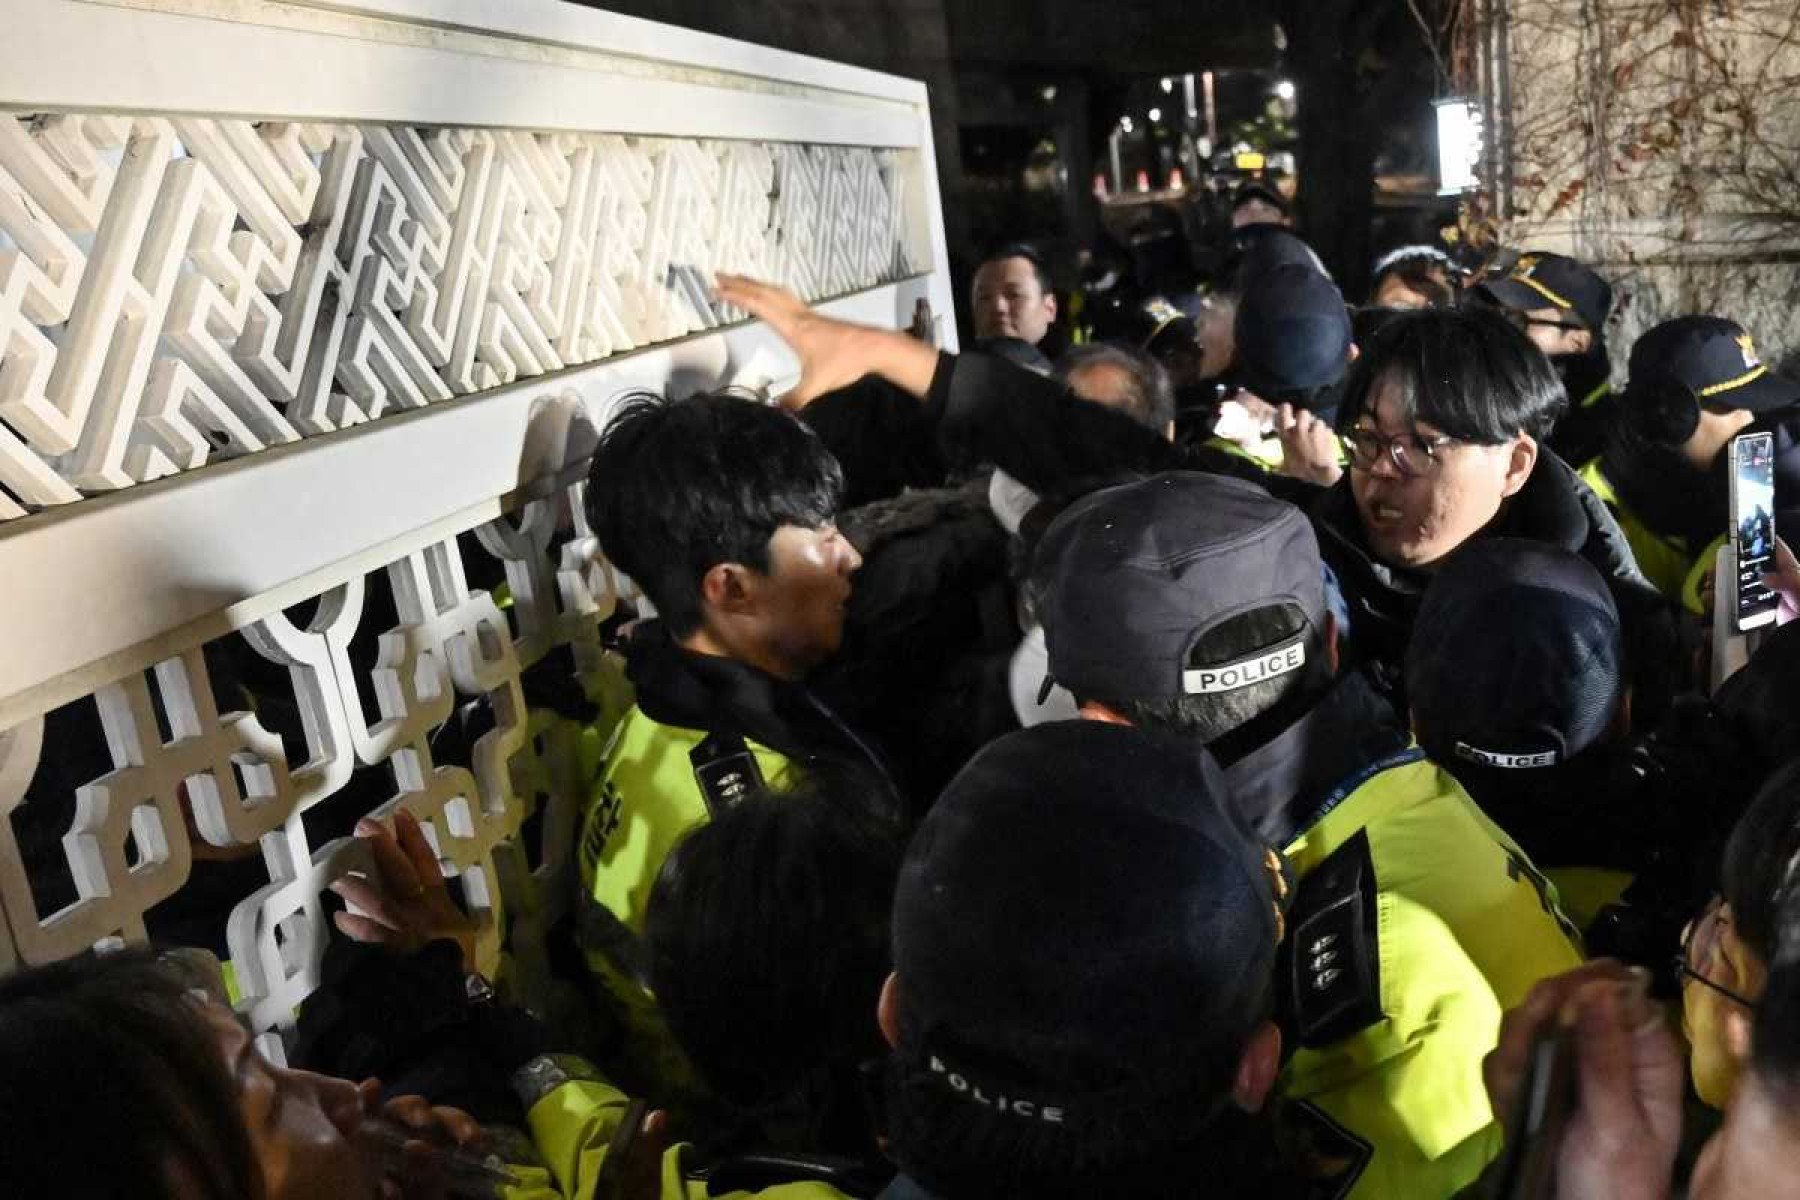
(307, 809), (879, 1200)
(1473, 251), (1617, 467)
(1206, 262), (1355, 482)
(1405, 538), (1650, 930)
(709, 278), (1661, 722)
(881, 721), (1308, 1199)
(578, 391), (892, 1106)
(1029, 472), (1584, 1200)
(1579, 315), (1800, 612)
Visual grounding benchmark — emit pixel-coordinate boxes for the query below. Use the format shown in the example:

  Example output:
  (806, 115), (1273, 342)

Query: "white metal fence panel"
(0, 0), (954, 1053)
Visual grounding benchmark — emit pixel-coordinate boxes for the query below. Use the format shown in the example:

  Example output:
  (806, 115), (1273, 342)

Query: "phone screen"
(1732, 431), (1779, 631)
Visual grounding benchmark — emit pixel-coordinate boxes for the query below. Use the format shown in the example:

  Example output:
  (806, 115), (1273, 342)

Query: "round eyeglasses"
(1674, 895), (1758, 1010)
(1340, 427), (1462, 479)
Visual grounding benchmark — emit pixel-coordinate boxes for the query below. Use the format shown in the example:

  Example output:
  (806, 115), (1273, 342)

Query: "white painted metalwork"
(0, 0), (954, 1052)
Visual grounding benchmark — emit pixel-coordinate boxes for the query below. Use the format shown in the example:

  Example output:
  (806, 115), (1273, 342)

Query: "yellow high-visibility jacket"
(1277, 750), (1585, 1200)
(504, 1053), (851, 1200)
(575, 706), (795, 1107)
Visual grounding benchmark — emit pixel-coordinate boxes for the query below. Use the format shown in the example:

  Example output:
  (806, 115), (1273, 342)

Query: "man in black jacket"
(714, 278), (1670, 717)
(1315, 306), (1665, 710)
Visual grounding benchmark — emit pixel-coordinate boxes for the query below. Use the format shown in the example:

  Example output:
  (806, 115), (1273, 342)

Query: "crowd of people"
(7, 185), (1800, 1200)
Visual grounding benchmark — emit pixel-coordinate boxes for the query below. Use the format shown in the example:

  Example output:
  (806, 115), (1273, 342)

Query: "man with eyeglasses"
(1473, 251), (1618, 467)
(1673, 757), (1800, 1110)
(1484, 756), (1800, 1200)
(707, 278), (1670, 713)
(1310, 305), (1673, 718)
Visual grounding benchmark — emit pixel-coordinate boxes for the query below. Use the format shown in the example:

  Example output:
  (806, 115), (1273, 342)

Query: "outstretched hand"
(331, 809), (478, 973)
(714, 274), (937, 408)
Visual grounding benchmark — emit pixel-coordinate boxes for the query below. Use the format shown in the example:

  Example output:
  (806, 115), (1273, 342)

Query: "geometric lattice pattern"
(0, 115), (923, 519)
(0, 467), (632, 1050)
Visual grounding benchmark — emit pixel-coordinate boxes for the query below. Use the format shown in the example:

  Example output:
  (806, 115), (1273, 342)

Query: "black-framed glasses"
(1674, 895), (1759, 1010)
(1500, 309), (1587, 334)
(1340, 427), (1461, 478)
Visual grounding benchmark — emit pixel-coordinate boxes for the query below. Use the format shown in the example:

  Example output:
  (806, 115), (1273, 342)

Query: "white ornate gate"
(0, 0), (954, 1053)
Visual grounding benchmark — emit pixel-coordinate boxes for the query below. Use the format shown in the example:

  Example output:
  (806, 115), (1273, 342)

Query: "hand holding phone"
(1730, 431), (1779, 632)
(1761, 535), (1800, 627)
(1481, 963), (1682, 1200)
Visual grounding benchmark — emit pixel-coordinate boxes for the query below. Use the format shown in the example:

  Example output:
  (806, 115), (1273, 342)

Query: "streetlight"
(1434, 98), (1484, 194)
(1274, 79), (1296, 102)
(1148, 107), (1162, 123)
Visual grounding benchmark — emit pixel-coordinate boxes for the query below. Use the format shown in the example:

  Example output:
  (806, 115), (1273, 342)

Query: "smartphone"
(1491, 1026), (1577, 1200)
(1730, 431), (1779, 632)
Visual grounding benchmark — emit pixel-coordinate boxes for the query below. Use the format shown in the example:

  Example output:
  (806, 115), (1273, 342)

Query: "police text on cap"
(1454, 743), (1558, 770)
(928, 1055), (1066, 1124)
(1183, 636), (1307, 695)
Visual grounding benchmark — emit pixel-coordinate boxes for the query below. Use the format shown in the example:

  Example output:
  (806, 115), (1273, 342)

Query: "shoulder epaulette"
(1281, 831), (1384, 1049)
(690, 731), (765, 817)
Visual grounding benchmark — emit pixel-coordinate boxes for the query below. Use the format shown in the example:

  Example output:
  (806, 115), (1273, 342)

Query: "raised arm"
(714, 273), (939, 407)
(716, 273), (1191, 499)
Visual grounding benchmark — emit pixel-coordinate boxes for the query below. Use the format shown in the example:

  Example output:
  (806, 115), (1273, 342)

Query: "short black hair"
(0, 950), (259, 1200)
(1752, 856), (1800, 1106)
(585, 392), (844, 637)
(1336, 305), (1568, 443)
(1057, 343), (1176, 433)
(1084, 603), (1331, 752)
(976, 243), (1053, 295)
(1722, 758), (1800, 967)
(645, 772), (901, 1125)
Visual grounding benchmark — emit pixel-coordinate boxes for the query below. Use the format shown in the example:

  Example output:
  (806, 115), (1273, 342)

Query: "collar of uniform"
(623, 619), (873, 774)
(1483, 451), (1592, 556)
(1281, 748), (1437, 876)
(1223, 670), (1409, 850)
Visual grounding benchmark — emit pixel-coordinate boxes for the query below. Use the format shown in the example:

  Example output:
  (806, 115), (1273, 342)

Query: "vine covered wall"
(1491, 0), (1800, 369)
